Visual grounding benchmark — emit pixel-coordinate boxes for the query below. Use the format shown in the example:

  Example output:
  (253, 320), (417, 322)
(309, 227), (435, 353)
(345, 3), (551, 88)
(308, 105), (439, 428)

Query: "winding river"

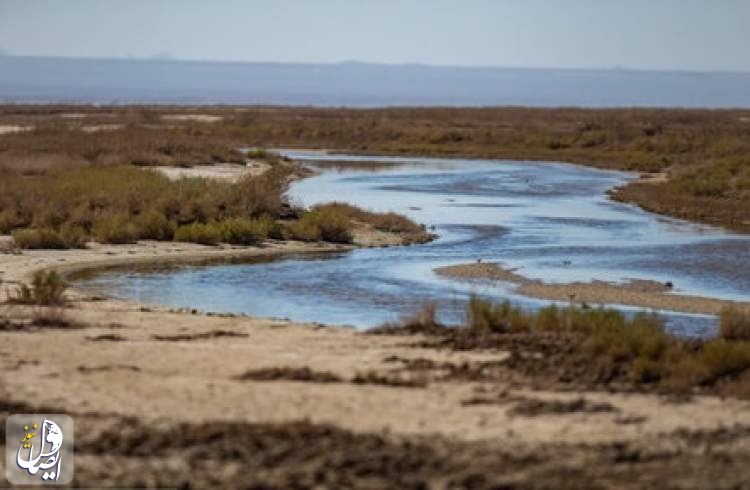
(75, 152), (750, 336)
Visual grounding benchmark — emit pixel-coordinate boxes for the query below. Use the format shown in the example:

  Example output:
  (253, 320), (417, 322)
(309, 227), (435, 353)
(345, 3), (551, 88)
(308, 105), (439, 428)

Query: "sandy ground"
(436, 262), (750, 316)
(635, 171), (669, 184)
(0, 125), (32, 135)
(80, 123), (124, 133)
(153, 160), (271, 182)
(160, 114), (223, 123)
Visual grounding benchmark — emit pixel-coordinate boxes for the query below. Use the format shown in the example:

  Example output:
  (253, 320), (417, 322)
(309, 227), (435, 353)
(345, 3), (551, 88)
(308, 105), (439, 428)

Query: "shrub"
(286, 218), (322, 242)
(12, 228), (67, 249)
(253, 215), (285, 240)
(0, 164), (293, 243)
(311, 202), (424, 234)
(174, 222), (222, 245)
(287, 206), (353, 243)
(59, 224), (88, 248)
(92, 214), (139, 244)
(585, 312), (667, 363)
(696, 340), (750, 383)
(232, 169), (287, 218)
(466, 296), (530, 333)
(134, 210), (175, 241)
(535, 304), (563, 331)
(719, 307), (750, 341)
(312, 207), (353, 243)
(218, 218), (264, 245)
(0, 210), (20, 234)
(11, 270), (68, 306)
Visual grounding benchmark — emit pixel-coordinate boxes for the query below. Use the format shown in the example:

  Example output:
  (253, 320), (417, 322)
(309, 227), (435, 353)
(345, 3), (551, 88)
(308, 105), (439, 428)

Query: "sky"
(1, 0), (748, 72)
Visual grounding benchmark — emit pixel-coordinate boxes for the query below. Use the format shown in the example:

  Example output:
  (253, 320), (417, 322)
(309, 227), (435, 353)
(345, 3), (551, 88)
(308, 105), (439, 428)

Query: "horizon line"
(2, 53), (749, 76)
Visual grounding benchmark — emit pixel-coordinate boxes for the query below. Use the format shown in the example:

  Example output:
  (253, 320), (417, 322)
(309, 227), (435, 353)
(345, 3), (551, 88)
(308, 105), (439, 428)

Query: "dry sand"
(160, 114), (223, 123)
(80, 123), (124, 133)
(153, 160), (271, 182)
(0, 124), (32, 135)
(436, 262), (750, 315)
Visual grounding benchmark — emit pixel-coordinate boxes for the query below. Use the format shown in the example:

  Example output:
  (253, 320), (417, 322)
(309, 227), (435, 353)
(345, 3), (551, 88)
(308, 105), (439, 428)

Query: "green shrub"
(0, 210), (20, 234)
(174, 222), (222, 245)
(696, 340), (750, 383)
(134, 210), (175, 240)
(12, 228), (67, 249)
(719, 307), (750, 341)
(286, 218), (322, 242)
(286, 205), (353, 243)
(466, 296), (528, 333)
(585, 312), (667, 362)
(313, 202), (425, 235)
(253, 215), (285, 240)
(11, 270), (68, 306)
(218, 218), (264, 245)
(58, 224), (88, 248)
(12, 225), (87, 249)
(535, 304), (563, 331)
(312, 207), (353, 243)
(92, 214), (139, 244)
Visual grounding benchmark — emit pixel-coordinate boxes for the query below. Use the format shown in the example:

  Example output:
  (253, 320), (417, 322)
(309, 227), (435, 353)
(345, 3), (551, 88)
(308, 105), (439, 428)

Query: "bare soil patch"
(436, 262), (750, 315)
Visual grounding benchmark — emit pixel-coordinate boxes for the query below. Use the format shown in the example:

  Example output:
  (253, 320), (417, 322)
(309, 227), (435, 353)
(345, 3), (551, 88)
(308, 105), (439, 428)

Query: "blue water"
(75, 153), (750, 336)
(3, 57), (750, 107)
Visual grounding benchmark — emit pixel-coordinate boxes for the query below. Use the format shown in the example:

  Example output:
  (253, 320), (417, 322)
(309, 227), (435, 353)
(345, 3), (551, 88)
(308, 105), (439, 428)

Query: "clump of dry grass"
(312, 202), (429, 238)
(718, 307), (750, 341)
(12, 228), (82, 249)
(174, 222), (222, 245)
(285, 202), (430, 244)
(10, 270), (68, 306)
(287, 205), (354, 243)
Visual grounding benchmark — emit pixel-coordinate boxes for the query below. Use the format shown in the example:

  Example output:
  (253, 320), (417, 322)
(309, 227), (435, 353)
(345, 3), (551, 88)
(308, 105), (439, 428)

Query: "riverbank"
(435, 262), (750, 316)
(1, 240), (750, 487)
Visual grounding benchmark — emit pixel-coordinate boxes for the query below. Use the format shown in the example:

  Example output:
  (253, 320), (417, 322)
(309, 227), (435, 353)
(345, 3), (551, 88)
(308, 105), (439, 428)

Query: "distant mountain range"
(1, 55), (749, 107)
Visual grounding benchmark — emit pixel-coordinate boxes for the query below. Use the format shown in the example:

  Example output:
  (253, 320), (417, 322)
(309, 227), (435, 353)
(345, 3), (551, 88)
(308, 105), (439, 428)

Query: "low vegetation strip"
(1, 106), (749, 230)
(0, 161), (427, 248)
(377, 297), (750, 397)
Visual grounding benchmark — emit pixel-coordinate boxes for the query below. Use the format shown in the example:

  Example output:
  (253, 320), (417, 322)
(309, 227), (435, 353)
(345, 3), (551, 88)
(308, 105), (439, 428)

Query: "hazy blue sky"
(1, 0), (748, 71)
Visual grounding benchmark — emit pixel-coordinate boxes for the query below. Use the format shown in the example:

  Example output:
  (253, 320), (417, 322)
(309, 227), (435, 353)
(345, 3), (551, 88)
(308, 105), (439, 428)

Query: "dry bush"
(10, 271), (68, 306)
(0, 164), (295, 247)
(719, 307), (750, 341)
(92, 214), (139, 244)
(287, 206), (353, 243)
(174, 223), (222, 245)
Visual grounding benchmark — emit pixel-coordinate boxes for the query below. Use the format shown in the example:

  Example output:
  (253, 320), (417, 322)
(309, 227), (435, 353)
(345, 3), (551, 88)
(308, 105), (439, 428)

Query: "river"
(74, 152), (750, 336)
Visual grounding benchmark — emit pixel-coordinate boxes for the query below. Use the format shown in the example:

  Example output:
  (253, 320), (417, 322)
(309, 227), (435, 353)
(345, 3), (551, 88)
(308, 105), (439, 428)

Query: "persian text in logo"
(5, 414), (74, 485)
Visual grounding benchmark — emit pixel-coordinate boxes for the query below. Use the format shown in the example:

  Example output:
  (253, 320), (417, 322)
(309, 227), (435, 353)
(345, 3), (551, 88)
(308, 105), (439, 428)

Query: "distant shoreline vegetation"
(0, 105), (748, 233)
(0, 145), (429, 249)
